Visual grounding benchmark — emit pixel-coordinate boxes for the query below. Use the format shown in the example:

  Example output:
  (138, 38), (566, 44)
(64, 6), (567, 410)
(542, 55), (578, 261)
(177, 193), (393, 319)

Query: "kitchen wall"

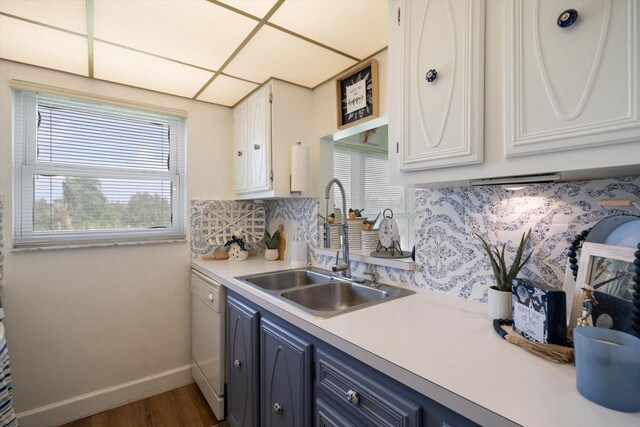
(310, 50), (388, 197)
(0, 196), (4, 284)
(0, 60), (233, 425)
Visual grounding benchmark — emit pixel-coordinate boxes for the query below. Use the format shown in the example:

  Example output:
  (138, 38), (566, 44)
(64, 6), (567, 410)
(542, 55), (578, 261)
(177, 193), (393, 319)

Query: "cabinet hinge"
(396, 141), (399, 153)
(270, 170), (273, 181)
(268, 93), (273, 103)
(397, 7), (401, 25)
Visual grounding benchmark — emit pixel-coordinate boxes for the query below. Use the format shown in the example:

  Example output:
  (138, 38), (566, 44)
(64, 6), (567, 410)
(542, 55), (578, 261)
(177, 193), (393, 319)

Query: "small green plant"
(262, 230), (280, 250)
(476, 229), (533, 292)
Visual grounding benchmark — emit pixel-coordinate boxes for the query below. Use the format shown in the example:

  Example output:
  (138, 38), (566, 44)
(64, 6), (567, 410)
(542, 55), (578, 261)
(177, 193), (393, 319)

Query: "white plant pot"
(265, 248), (279, 261)
(488, 286), (512, 319)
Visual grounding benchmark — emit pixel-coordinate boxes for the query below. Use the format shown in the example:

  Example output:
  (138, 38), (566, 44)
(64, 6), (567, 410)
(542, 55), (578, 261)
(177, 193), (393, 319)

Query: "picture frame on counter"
(336, 59), (379, 129)
(566, 242), (637, 336)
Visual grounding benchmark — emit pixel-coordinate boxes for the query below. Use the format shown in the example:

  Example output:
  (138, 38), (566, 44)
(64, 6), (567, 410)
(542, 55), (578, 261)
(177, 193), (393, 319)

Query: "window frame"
(333, 147), (415, 249)
(12, 85), (187, 249)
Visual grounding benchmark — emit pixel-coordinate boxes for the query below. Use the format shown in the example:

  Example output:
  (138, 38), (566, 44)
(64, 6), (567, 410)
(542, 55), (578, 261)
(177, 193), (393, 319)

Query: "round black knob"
(557, 9), (578, 28)
(425, 69), (438, 83)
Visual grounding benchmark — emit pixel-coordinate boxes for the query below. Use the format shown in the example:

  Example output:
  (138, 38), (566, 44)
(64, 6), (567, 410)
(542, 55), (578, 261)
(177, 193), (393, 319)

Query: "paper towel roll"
(290, 240), (308, 267)
(291, 143), (309, 193)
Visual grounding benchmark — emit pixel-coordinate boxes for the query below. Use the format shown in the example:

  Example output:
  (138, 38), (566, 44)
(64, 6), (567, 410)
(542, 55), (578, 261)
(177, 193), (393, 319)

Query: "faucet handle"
(363, 270), (380, 287)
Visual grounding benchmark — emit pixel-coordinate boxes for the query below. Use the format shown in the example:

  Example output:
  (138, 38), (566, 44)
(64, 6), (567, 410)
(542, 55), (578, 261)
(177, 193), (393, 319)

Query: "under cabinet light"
(469, 174), (561, 188)
(502, 185), (527, 191)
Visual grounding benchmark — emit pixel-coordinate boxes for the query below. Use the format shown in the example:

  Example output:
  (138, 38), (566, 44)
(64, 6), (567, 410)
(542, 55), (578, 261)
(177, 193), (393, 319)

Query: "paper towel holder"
(290, 141), (309, 195)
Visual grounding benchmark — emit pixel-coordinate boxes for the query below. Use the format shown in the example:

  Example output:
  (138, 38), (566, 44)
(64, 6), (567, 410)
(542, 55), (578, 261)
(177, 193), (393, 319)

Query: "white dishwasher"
(191, 269), (225, 420)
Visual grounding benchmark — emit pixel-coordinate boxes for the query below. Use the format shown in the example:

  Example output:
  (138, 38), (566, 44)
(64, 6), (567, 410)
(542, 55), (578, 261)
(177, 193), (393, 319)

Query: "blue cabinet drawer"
(316, 348), (422, 427)
(315, 398), (356, 427)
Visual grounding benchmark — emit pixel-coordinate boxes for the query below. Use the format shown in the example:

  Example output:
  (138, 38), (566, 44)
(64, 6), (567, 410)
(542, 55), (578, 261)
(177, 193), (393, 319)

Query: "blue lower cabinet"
(260, 317), (313, 427)
(227, 295), (260, 427)
(226, 293), (478, 427)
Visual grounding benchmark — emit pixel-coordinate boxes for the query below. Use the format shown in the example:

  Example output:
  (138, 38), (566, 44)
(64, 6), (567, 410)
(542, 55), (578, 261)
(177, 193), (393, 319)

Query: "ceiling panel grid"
(0, 0), (388, 107)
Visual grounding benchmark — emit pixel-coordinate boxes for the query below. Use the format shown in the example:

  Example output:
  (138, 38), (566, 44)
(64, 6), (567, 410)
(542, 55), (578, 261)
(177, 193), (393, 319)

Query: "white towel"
(0, 324), (17, 427)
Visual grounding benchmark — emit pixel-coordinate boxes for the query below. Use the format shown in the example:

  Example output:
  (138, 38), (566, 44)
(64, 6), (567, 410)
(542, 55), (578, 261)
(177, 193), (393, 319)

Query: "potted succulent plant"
(476, 229), (533, 319)
(262, 230), (280, 261)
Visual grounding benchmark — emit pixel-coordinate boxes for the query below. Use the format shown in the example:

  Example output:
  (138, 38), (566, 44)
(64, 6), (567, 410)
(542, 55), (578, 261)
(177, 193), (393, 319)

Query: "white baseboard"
(16, 364), (193, 427)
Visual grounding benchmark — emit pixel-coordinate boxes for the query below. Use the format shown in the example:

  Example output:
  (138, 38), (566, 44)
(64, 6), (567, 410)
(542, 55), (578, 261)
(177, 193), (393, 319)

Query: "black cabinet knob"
(425, 69), (438, 83)
(557, 9), (578, 28)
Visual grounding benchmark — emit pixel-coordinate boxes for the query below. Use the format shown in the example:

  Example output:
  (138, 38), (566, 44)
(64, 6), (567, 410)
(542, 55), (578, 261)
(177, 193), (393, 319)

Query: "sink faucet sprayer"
(324, 178), (351, 279)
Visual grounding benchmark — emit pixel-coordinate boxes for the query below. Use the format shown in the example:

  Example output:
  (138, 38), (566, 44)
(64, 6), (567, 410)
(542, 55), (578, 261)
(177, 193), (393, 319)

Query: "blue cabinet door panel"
(227, 295), (260, 427)
(261, 317), (312, 427)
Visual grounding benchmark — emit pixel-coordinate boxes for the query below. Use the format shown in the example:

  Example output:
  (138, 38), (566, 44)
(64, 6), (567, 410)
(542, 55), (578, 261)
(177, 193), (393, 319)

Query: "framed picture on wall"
(336, 59), (379, 129)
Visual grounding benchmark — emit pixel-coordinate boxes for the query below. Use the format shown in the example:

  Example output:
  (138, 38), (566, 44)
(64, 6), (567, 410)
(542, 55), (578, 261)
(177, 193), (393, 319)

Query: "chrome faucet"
(324, 178), (351, 279)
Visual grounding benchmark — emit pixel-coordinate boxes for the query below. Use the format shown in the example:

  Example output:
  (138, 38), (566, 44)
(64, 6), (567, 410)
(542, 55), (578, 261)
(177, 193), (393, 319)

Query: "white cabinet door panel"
(234, 102), (248, 192)
(504, 0), (640, 157)
(248, 88), (270, 192)
(399, 0), (484, 171)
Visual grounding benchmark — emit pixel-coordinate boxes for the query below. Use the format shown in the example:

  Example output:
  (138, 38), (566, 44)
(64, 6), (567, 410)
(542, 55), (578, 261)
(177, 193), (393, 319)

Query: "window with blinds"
(333, 148), (414, 249)
(12, 88), (186, 248)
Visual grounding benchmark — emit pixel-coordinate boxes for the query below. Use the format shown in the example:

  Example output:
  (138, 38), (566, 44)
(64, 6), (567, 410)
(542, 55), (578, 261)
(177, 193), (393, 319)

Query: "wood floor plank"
(59, 383), (219, 427)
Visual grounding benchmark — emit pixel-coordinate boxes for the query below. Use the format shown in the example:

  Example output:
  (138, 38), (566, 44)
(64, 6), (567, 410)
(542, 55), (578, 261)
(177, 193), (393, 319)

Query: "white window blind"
(333, 148), (414, 249)
(13, 89), (186, 248)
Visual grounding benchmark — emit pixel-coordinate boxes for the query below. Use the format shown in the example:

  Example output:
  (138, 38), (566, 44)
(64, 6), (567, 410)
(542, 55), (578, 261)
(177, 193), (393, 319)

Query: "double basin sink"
(235, 267), (415, 318)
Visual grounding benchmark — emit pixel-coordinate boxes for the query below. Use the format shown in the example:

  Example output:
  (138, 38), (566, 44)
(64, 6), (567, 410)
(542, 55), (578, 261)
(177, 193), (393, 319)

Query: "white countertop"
(191, 257), (640, 427)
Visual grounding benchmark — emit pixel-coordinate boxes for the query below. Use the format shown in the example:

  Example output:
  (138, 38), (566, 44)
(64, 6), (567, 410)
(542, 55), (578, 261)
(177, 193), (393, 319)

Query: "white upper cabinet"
(388, 0), (640, 187)
(234, 84), (271, 195)
(504, 0), (640, 157)
(233, 79), (312, 199)
(397, 0), (484, 171)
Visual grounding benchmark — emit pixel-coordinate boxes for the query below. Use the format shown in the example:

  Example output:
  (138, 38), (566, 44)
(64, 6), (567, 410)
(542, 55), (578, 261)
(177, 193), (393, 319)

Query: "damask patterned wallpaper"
(409, 176), (640, 301)
(190, 198), (318, 258)
(191, 176), (640, 303)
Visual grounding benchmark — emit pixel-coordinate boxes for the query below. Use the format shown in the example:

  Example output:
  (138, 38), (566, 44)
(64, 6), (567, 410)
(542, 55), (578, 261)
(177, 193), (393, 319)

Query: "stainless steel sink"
(235, 267), (415, 318)
(236, 267), (332, 291)
(280, 281), (389, 314)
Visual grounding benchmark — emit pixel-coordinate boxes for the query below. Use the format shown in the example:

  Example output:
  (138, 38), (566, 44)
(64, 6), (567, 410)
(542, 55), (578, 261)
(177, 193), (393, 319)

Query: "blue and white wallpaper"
(190, 198), (318, 258)
(411, 176), (640, 301)
(190, 177), (640, 303)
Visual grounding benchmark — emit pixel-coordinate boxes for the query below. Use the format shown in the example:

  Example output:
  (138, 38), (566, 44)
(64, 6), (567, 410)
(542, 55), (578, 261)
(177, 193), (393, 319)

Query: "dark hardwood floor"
(59, 383), (220, 427)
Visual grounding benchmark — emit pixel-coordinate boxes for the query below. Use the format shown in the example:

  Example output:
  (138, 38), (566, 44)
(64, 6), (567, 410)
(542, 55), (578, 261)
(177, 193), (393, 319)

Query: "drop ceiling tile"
(93, 0), (257, 70)
(93, 41), (214, 98)
(0, 16), (87, 75)
(0, 0), (87, 34)
(225, 26), (357, 88)
(218, 0), (277, 19)
(269, 0), (388, 59)
(197, 75), (259, 106)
